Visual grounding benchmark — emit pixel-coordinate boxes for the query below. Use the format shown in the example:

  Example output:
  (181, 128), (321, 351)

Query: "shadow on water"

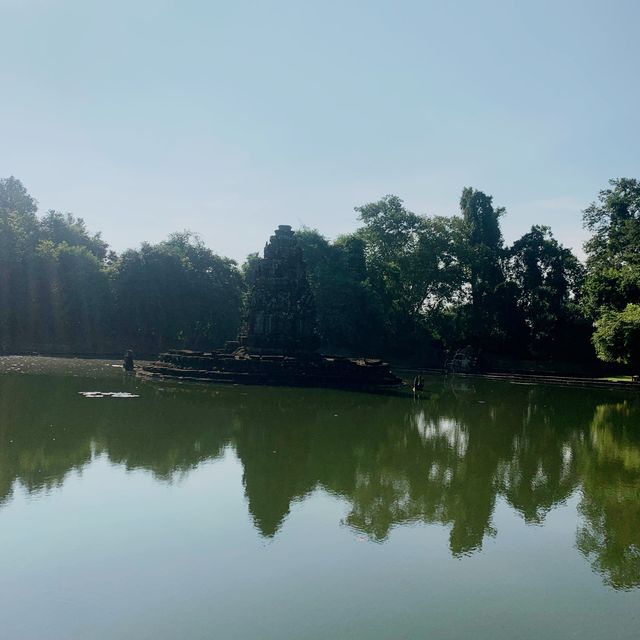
(0, 357), (639, 590)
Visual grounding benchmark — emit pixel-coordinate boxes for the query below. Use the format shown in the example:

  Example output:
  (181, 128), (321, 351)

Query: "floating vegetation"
(79, 391), (139, 398)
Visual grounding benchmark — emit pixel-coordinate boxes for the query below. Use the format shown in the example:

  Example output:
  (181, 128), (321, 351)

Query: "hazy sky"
(2, 0), (639, 262)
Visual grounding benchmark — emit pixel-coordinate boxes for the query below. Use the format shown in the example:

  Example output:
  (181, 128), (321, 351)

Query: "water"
(0, 356), (638, 639)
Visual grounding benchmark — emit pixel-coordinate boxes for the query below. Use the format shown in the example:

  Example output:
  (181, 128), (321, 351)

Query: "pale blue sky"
(2, 0), (639, 262)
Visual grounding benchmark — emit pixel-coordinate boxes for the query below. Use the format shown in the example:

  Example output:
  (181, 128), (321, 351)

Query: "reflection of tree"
(340, 407), (502, 556)
(3, 370), (640, 590)
(577, 401), (640, 590)
(95, 385), (233, 480)
(0, 375), (93, 505)
(231, 382), (592, 558)
(0, 374), (234, 506)
(499, 393), (583, 524)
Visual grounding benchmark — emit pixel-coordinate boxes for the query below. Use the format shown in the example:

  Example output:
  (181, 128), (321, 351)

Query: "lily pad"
(79, 391), (139, 399)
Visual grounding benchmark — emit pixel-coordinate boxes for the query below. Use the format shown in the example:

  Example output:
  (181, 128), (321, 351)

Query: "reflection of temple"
(2, 371), (640, 589)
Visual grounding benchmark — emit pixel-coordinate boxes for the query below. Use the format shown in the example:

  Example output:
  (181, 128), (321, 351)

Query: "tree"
(583, 179), (640, 367)
(506, 225), (586, 357)
(354, 195), (424, 348)
(295, 228), (384, 352)
(110, 232), (243, 351)
(582, 264), (640, 319)
(241, 252), (261, 286)
(0, 177), (41, 262)
(33, 241), (112, 350)
(0, 177), (117, 351)
(592, 304), (640, 370)
(0, 178), (44, 350)
(40, 210), (108, 261)
(0, 176), (38, 216)
(460, 187), (503, 250)
(356, 195), (422, 263)
(583, 178), (640, 315)
(458, 187), (505, 346)
(584, 178), (640, 271)
(354, 195), (464, 353)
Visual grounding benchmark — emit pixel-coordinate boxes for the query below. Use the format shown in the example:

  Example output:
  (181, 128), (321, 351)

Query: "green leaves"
(0, 177), (244, 353)
(584, 178), (640, 269)
(460, 187), (503, 250)
(3, 172), (638, 369)
(110, 234), (243, 350)
(583, 179), (640, 366)
(593, 304), (640, 366)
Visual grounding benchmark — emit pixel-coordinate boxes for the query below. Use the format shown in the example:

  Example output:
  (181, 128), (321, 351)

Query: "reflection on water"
(0, 359), (639, 591)
(577, 401), (640, 591)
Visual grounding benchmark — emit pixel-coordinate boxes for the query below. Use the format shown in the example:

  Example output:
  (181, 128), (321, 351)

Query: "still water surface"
(0, 357), (639, 639)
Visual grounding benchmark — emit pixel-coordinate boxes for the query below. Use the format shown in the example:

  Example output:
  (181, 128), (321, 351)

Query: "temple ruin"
(244, 225), (319, 354)
(140, 226), (401, 389)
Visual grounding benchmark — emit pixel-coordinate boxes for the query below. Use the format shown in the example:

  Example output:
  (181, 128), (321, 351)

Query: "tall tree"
(0, 177), (115, 351)
(111, 232), (243, 351)
(584, 178), (640, 270)
(33, 241), (112, 350)
(0, 176), (38, 216)
(40, 210), (108, 261)
(295, 229), (384, 352)
(354, 195), (464, 353)
(0, 176), (40, 261)
(1, 178), (43, 350)
(592, 304), (640, 371)
(583, 179), (640, 368)
(458, 187), (505, 347)
(506, 225), (586, 357)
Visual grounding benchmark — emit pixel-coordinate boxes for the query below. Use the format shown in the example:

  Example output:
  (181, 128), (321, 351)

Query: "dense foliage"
(0, 175), (637, 370)
(580, 179), (640, 370)
(0, 177), (242, 353)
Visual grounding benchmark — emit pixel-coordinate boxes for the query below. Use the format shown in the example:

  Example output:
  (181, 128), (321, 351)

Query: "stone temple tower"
(244, 225), (319, 354)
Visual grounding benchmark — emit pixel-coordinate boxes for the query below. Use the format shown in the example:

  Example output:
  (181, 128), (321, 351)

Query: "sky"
(1, 0), (639, 263)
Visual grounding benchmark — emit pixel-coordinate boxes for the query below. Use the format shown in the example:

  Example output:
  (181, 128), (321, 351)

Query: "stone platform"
(140, 349), (402, 389)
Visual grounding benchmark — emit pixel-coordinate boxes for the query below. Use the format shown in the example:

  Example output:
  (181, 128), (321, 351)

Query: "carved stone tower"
(244, 225), (319, 354)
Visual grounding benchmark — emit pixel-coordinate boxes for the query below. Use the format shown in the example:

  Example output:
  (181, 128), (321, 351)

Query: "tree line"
(1, 175), (638, 370)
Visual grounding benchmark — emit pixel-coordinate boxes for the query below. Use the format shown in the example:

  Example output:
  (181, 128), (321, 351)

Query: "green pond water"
(1, 356), (639, 639)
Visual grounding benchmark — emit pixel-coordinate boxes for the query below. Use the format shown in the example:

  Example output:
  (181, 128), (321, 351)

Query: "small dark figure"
(123, 350), (134, 372)
(412, 374), (424, 397)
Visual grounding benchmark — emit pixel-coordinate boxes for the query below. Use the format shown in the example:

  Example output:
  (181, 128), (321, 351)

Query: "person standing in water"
(123, 350), (134, 371)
